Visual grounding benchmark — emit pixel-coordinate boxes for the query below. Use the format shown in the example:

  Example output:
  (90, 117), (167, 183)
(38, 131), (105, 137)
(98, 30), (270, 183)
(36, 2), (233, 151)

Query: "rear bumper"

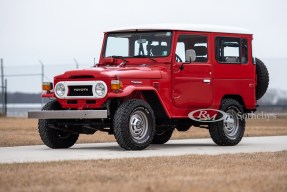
(28, 110), (108, 119)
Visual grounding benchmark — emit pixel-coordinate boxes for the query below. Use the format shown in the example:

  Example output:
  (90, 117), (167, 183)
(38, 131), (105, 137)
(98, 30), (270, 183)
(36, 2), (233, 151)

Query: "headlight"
(55, 83), (65, 97)
(95, 82), (106, 97)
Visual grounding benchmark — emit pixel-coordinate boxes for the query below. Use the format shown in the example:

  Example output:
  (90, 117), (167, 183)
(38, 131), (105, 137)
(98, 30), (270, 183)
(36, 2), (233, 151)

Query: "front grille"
(69, 85), (93, 96)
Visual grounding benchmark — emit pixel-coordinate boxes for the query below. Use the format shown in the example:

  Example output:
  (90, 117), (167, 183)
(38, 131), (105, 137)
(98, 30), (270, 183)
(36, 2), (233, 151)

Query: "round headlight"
(55, 83), (65, 97)
(95, 82), (106, 97)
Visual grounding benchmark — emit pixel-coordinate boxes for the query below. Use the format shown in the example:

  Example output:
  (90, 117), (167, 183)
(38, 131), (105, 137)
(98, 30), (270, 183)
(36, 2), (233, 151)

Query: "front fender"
(107, 86), (171, 118)
(107, 86), (157, 97)
(42, 91), (55, 98)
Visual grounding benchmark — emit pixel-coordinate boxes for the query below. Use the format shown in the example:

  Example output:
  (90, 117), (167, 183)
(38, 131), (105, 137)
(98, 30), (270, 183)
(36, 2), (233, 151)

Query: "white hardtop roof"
(106, 23), (252, 34)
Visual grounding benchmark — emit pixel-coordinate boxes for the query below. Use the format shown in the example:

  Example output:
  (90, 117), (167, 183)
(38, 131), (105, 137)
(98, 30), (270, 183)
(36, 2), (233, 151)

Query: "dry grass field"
(0, 152), (286, 192)
(0, 116), (286, 147)
(0, 117), (286, 192)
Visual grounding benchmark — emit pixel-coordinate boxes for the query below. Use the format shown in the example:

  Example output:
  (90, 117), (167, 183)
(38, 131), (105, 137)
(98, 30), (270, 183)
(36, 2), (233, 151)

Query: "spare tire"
(255, 58), (269, 100)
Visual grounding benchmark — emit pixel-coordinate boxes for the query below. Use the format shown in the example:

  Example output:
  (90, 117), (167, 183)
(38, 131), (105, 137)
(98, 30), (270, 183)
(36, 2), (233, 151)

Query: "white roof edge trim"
(105, 23), (252, 34)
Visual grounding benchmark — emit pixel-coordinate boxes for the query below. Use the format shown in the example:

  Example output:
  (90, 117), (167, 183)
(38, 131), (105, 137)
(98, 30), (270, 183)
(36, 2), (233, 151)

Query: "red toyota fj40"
(29, 24), (269, 150)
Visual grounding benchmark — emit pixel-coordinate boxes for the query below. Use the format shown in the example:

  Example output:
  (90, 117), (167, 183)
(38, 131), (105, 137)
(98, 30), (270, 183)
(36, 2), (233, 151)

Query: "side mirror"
(185, 49), (196, 63)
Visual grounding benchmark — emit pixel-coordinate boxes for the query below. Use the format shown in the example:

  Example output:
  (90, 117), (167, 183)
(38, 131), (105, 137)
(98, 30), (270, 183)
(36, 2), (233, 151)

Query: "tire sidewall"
(255, 58), (269, 100)
(209, 99), (246, 146)
(152, 128), (174, 144)
(113, 99), (155, 150)
(38, 100), (79, 149)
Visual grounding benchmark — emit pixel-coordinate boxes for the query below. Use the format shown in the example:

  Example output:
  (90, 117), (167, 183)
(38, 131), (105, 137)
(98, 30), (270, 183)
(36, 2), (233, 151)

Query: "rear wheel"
(38, 100), (79, 149)
(209, 98), (245, 146)
(113, 99), (155, 150)
(152, 128), (174, 144)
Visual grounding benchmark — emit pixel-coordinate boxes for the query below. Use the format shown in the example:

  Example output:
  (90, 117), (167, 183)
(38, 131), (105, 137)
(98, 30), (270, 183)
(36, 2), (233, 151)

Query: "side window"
(175, 42), (186, 61)
(216, 37), (248, 64)
(175, 35), (208, 63)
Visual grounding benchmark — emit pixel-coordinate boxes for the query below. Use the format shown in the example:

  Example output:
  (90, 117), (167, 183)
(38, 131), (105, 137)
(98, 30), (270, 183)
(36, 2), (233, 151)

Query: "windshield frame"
(102, 30), (173, 59)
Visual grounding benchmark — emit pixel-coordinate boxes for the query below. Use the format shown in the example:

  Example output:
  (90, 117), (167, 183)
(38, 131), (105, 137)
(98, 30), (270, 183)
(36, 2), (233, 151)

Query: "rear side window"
(216, 37), (248, 64)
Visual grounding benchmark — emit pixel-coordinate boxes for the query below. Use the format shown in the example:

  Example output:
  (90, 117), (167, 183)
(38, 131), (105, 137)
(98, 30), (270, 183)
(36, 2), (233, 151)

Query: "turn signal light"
(42, 82), (53, 91)
(111, 80), (123, 91)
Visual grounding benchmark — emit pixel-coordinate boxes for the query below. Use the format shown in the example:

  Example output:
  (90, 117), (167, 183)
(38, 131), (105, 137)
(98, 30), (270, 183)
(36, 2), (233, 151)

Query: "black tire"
(152, 128), (174, 144)
(113, 99), (155, 150)
(209, 98), (245, 146)
(38, 100), (79, 149)
(176, 120), (192, 132)
(256, 58), (269, 100)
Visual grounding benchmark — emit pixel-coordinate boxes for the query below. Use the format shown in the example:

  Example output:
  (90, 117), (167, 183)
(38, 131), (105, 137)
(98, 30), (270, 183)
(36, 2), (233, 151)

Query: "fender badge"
(131, 81), (142, 84)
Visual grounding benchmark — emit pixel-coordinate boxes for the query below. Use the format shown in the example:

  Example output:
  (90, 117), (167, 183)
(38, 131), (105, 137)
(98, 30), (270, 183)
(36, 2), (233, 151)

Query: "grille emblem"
(74, 88), (89, 92)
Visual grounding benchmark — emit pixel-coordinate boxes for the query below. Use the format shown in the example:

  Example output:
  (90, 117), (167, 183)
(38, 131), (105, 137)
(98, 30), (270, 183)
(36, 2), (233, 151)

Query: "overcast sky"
(0, 0), (287, 92)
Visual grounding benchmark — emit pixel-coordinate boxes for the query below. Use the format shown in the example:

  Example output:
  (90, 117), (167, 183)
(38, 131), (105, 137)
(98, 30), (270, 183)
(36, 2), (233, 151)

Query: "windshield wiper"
(111, 56), (128, 63)
(111, 56), (128, 67)
(132, 55), (157, 62)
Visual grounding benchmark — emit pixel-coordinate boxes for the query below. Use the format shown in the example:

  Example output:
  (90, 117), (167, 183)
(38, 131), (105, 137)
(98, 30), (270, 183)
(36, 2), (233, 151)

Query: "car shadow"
(66, 142), (218, 151)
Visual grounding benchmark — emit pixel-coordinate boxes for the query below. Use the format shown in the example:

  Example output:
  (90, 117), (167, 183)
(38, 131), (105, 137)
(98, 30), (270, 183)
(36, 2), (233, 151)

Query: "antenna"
(94, 58), (98, 67)
(73, 58), (79, 69)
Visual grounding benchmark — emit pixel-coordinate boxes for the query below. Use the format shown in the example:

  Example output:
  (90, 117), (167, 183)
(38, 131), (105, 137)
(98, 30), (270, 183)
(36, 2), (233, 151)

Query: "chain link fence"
(0, 86), (6, 117)
(0, 59), (7, 116)
(0, 58), (92, 116)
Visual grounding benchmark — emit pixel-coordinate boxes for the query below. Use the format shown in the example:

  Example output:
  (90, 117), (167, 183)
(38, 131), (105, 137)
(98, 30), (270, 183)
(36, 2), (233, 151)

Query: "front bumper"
(28, 110), (108, 119)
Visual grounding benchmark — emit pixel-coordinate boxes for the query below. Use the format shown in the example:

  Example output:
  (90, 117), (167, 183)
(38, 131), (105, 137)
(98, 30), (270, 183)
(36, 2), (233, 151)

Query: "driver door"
(172, 32), (213, 109)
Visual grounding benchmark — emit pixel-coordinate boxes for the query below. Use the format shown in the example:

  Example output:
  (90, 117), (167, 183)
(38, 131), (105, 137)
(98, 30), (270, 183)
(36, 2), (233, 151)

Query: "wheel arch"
(107, 87), (171, 120)
(140, 90), (170, 120)
(221, 94), (248, 112)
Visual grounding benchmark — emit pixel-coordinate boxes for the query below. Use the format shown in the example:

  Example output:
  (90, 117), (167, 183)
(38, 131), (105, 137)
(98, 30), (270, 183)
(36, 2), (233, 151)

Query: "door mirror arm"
(180, 63), (184, 70)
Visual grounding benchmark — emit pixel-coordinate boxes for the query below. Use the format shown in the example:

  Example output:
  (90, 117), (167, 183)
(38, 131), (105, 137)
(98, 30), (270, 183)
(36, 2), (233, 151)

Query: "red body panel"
(45, 30), (256, 118)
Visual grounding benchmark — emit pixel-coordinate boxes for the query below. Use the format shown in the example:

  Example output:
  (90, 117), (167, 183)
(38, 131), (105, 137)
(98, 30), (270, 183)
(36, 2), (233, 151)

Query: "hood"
(55, 66), (162, 79)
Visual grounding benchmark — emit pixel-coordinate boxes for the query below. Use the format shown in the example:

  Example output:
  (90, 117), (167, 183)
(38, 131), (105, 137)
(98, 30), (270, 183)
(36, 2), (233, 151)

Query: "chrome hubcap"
(129, 111), (148, 143)
(223, 109), (239, 140)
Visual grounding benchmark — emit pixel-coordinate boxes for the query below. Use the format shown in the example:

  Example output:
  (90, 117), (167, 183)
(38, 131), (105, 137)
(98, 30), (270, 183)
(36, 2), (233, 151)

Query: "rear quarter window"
(216, 37), (248, 64)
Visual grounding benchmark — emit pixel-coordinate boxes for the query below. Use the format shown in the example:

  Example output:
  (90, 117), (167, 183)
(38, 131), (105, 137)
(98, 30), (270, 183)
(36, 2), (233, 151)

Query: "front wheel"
(113, 99), (156, 150)
(209, 98), (245, 146)
(38, 100), (79, 149)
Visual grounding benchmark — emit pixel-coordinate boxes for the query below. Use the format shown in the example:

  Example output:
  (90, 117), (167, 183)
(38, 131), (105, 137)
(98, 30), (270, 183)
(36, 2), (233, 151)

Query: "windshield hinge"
(118, 61), (126, 67)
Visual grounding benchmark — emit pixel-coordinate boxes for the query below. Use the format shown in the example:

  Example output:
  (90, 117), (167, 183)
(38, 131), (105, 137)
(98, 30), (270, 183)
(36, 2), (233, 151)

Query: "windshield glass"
(104, 31), (172, 58)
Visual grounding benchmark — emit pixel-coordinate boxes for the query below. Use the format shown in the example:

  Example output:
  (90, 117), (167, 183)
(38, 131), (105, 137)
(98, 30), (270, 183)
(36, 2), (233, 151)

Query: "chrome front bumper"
(28, 110), (108, 119)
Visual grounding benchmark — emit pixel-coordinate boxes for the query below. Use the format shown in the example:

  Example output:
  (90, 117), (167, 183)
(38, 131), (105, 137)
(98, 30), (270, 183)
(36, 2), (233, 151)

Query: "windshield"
(104, 31), (172, 58)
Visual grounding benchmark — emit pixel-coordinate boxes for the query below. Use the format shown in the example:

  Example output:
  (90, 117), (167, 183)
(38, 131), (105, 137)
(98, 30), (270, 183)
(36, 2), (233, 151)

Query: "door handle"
(203, 79), (211, 83)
